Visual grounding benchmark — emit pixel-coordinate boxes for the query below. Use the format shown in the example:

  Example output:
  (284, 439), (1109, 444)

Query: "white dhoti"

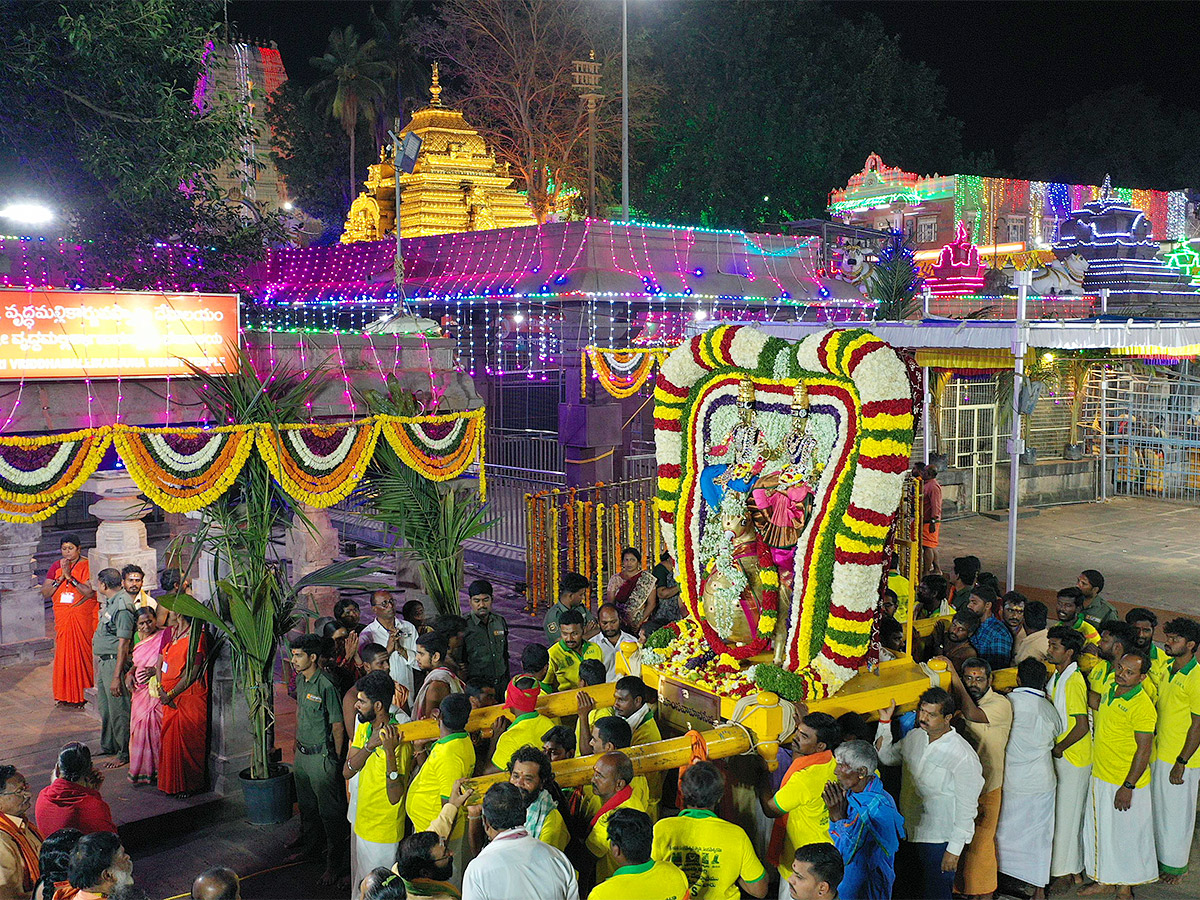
(1084, 778), (1158, 886)
(1050, 758), (1090, 877)
(1151, 759), (1200, 875)
(351, 833), (399, 896)
(997, 787), (1055, 886)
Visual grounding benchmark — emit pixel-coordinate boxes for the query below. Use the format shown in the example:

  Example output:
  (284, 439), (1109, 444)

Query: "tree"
(634, 1), (963, 229)
(307, 26), (392, 201)
(868, 232), (923, 320)
(0, 0), (283, 288)
(416, 0), (659, 221)
(266, 80), (376, 238)
(1013, 84), (1200, 188)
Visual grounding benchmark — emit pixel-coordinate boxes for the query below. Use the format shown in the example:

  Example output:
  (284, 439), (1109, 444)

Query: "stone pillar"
(285, 504), (339, 616)
(83, 472), (158, 589)
(0, 521), (45, 648)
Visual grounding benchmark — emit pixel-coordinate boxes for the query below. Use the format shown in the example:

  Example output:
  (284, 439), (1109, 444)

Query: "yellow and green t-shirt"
(1093, 683), (1157, 787)
(1073, 616), (1102, 673)
(350, 719), (413, 843)
(576, 704), (614, 756)
(1049, 668), (1092, 768)
(587, 790), (646, 882)
(1147, 643), (1171, 692)
(407, 731), (475, 838)
(538, 806), (570, 852)
(492, 711), (557, 771)
(1154, 657), (1200, 767)
(546, 640), (603, 692)
(653, 809), (766, 900)
(1089, 658), (1158, 702)
(632, 713), (664, 813)
(589, 859), (692, 900)
(770, 750), (837, 878)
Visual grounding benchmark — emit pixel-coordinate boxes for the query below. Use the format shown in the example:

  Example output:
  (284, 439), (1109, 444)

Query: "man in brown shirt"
(921, 466), (944, 575)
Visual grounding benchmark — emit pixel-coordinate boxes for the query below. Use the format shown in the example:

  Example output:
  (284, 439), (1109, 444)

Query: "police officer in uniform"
(463, 579), (511, 696)
(543, 572), (598, 644)
(288, 632), (347, 885)
(93, 567), (135, 766)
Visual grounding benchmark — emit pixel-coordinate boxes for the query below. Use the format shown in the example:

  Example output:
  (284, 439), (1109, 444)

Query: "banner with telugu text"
(0, 289), (239, 379)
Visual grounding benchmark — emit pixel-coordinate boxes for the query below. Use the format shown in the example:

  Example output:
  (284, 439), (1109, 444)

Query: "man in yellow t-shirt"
(1056, 587), (1101, 673)
(1084, 649), (1158, 893)
(582, 715), (653, 816)
(486, 676), (556, 772)
(586, 751), (646, 882)
(759, 712), (838, 882)
(1151, 617), (1200, 882)
(574, 658), (613, 754)
(1125, 608), (1170, 690)
(507, 746), (570, 852)
(615, 675), (664, 814)
(343, 671), (413, 888)
(407, 693), (476, 839)
(546, 609), (603, 692)
(1046, 625), (1092, 887)
(592, 807), (691, 900)
(1088, 621), (1157, 703)
(653, 761), (767, 900)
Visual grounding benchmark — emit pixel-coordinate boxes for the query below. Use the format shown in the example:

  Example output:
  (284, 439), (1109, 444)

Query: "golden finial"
(737, 378), (755, 404)
(430, 62), (442, 107)
(792, 382), (809, 410)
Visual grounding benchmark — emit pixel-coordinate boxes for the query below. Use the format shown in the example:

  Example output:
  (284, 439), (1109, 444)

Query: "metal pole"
(1006, 273), (1030, 591)
(1100, 365), (1108, 501)
(922, 367), (931, 465)
(621, 0), (629, 222)
(588, 99), (597, 218)
(393, 118), (404, 313)
(1100, 287), (1109, 316)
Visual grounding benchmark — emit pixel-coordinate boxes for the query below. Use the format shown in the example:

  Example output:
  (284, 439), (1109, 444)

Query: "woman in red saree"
(126, 608), (170, 785)
(41, 535), (96, 707)
(158, 610), (210, 797)
(604, 547), (658, 633)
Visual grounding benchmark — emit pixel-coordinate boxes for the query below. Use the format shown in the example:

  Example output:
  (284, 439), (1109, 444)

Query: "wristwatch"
(1121, 780), (1137, 790)
(1177, 755), (1191, 766)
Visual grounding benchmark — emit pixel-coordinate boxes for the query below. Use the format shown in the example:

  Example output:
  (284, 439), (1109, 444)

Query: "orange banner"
(0, 290), (239, 379)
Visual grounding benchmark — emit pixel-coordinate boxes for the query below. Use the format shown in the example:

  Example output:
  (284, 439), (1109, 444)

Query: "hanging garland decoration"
(256, 418), (382, 509)
(0, 427), (113, 521)
(653, 325), (914, 701)
(114, 425), (256, 514)
(583, 346), (672, 399)
(379, 408), (486, 498)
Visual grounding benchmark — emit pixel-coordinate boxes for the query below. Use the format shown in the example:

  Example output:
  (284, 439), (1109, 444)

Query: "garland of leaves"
(0, 427), (113, 521)
(0, 412), (486, 522)
(583, 346), (672, 398)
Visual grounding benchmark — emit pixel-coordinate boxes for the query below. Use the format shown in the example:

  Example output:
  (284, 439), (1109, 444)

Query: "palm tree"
(307, 26), (392, 200)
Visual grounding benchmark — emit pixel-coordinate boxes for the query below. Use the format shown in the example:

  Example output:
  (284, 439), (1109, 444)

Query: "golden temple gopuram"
(341, 65), (537, 243)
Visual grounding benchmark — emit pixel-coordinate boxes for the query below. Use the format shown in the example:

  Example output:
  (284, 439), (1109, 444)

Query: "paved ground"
(4, 499), (1200, 897)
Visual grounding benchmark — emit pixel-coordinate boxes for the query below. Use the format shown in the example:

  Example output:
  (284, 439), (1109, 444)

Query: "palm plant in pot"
(358, 378), (494, 617)
(160, 349), (379, 823)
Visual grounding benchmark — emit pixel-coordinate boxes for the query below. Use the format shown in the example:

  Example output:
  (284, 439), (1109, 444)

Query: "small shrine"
(341, 64), (537, 243)
(925, 221), (986, 296)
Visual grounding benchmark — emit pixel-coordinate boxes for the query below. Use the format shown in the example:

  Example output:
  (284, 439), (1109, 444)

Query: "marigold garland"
(583, 347), (671, 399)
(379, 409), (487, 498)
(256, 418), (382, 509)
(114, 425), (256, 513)
(0, 427), (113, 522)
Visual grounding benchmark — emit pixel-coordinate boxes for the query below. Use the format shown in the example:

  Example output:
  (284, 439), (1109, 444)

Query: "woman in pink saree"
(126, 606), (170, 785)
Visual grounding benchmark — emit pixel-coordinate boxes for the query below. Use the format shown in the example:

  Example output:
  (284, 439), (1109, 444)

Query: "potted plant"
(358, 380), (495, 617)
(161, 350), (378, 823)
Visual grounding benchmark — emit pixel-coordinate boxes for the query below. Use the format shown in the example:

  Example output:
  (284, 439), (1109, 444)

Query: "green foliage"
(634, 1), (963, 229)
(0, 1), (283, 287)
(163, 349), (379, 779)
(868, 232), (923, 320)
(358, 386), (495, 618)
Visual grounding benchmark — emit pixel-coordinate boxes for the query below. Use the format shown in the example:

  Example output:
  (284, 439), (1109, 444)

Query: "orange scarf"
(590, 784), (633, 828)
(0, 816), (43, 892)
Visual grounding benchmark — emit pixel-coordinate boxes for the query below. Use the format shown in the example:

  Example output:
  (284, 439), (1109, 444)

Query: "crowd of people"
(2, 532), (1198, 900)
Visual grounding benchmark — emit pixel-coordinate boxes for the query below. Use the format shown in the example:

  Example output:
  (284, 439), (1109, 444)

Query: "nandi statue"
(1030, 253), (1088, 295)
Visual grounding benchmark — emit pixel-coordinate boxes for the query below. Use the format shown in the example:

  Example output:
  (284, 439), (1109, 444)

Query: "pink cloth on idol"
(752, 483), (812, 528)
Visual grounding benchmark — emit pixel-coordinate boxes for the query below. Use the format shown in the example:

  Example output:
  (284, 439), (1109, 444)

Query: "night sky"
(229, 0), (1198, 164)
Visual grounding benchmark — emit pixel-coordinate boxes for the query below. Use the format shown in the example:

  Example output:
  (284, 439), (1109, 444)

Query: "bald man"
(191, 866), (240, 900)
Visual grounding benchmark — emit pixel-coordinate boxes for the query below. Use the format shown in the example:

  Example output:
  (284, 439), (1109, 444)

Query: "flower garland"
(114, 425), (256, 513)
(0, 427), (112, 522)
(584, 347), (671, 399)
(379, 408), (487, 498)
(641, 621), (759, 698)
(257, 418), (382, 509)
(652, 325), (914, 700)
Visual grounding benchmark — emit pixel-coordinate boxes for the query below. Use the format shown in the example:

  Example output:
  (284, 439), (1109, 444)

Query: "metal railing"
(525, 477), (659, 614)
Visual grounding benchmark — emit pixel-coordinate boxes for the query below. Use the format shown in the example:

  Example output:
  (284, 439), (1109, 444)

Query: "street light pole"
(621, 0), (629, 222)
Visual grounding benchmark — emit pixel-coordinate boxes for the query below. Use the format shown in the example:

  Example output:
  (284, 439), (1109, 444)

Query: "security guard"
(463, 579), (510, 696)
(289, 632), (347, 884)
(543, 572), (598, 644)
(93, 567), (135, 765)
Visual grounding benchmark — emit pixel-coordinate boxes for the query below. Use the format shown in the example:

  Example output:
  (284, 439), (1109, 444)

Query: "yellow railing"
(525, 477), (660, 614)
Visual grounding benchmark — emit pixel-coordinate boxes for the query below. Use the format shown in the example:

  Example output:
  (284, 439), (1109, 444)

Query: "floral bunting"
(583, 346), (672, 399)
(0, 427), (113, 522)
(257, 419), (382, 509)
(380, 408), (486, 498)
(0, 411), (486, 522)
(114, 426), (256, 514)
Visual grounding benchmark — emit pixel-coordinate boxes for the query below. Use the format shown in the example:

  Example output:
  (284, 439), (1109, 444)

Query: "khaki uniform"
(93, 589), (136, 762)
(294, 668), (347, 871)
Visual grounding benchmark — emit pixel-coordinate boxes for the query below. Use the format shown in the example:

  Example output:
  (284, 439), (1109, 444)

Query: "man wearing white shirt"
(876, 687), (984, 900)
(996, 658), (1062, 900)
(461, 782), (578, 900)
(359, 590), (419, 696)
(593, 603), (636, 682)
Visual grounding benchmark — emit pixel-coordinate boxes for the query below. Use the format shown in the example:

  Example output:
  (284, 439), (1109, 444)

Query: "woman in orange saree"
(41, 534), (96, 707)
(158, 610), (210, 797)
